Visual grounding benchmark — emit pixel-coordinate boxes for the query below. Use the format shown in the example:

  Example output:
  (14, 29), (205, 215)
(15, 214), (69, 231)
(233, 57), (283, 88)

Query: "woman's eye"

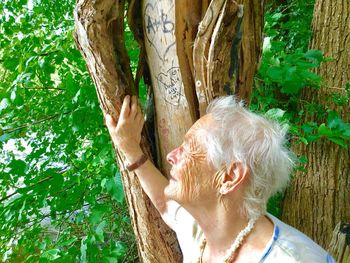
(183, 145), (193, 156)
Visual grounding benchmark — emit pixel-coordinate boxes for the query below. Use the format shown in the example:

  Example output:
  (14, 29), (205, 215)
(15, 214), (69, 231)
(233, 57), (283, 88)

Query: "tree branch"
(2, 110), (73, 134)
(0, 165), (70, 203)
(38, 50), (60, 57)
(0, 176), (53, 203)
(24, 87), (65, 91)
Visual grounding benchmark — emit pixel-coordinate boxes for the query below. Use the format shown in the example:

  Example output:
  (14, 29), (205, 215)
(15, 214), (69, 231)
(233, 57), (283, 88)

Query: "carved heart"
(144, 2), (176, 62)
(157, 67), (182, 106)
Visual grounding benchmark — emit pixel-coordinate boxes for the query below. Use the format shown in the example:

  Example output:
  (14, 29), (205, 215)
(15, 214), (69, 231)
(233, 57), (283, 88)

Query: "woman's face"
(165, 115), (217, 204)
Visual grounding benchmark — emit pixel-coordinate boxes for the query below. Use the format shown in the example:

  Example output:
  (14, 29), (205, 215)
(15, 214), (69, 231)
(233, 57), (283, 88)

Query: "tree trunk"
(74, 0), (264, 261)
(327, 222), (350, 263)
(282, 0), (350, 249)
(144, 0), (264, 173)
(73, 1), (182, 262)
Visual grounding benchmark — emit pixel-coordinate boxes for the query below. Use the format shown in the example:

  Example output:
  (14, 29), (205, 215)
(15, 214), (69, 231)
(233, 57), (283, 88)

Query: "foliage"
(0, 0), (137, 261)
(252, 0), (350, 149)
(255, 0), (350, 217)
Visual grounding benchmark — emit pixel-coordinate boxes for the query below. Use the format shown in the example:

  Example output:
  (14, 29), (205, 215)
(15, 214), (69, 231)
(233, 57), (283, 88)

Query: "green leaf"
(281, 80), (303, 94)
(285, 66), (297, 81)
(299, 155), (308, 164)
(9, 159), (28, 175)
(91, 146), (110, 166)
(302, 123), (316, 134)
(342, 126), (350, 139)
(318, 123), (334, 137)
(103, 256), (120, 263)
(80, 237), (87, 263)
(305, 134), (321, 142)
(328, 137), (348, 148)
(41, 249), (60, 260)
(298, 137), (308, 145)
(267, 67), (282, 82)
(0, 133), (12, 142)
(14, 93), (24, 106)
(58, 237), (78, 247)
(300, 70), (321, 83)
(95, 220), (106, 242)
(89, 205), (111, 225)
(103, 173), (124, 203)
(327, 111), (341, 128)
(0, 98), (11, 112)
(72, 89), (81, 104)
(49, 173), (64, 193)
(304, 49), (323, 63)
(3, 57), (19, 71)
(112, 241), (127, 257)
(75, 211), (84, 224)
(265, 108), (285, 121)
(271, 12), (283, 21)
(10, 90), (17, 101)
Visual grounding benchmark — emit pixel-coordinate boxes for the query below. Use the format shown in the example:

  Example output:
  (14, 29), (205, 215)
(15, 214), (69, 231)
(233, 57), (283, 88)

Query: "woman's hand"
(105, 95), (144, 162)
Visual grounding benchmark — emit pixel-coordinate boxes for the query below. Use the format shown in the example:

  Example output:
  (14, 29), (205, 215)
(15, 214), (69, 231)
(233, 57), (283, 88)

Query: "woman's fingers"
(130, 96), (138, 119)
(106, 95), (143, 130)
(120, 95), (131, 119)
(104, 95), (146, 152)
(139, 116), (145, 131)
(105, 114), (116, 129)
(135, 111), (144, 123)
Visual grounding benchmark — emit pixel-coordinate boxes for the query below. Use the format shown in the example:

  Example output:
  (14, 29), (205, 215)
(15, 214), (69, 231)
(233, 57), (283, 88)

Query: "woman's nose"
(166, 148), (178, 165)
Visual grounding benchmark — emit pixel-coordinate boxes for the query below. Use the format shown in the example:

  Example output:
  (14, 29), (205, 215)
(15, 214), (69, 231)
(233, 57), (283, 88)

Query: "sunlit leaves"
(0, 98), (10, 112)
(0, 0), (136, 261)
(260, 48), (323, 94)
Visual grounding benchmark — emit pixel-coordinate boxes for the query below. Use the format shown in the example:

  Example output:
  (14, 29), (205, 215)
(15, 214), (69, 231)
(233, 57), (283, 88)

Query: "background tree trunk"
(74, 0), (264, 261)
(327, 222), (350, 263)
(281, 0), (350, 251)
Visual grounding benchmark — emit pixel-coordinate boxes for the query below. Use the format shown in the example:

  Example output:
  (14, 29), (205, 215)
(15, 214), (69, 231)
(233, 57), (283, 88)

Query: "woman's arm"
(105, 95), (171, 216)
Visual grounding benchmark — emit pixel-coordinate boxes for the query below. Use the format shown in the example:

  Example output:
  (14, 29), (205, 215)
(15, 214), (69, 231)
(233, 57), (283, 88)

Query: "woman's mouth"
(169, 170), (177, 181)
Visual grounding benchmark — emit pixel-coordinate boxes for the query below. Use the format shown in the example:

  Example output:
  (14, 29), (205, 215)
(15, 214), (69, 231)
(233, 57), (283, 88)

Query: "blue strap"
(258, 225), (280, 262)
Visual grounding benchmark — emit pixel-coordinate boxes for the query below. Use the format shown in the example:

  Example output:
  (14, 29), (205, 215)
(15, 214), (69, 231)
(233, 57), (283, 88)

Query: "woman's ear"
(219, 162), (249, 195)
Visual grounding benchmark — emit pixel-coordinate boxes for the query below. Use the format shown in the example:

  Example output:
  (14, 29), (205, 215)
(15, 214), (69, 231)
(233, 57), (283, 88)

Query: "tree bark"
(140, 0), (264, 192)
(74, 0), (264, 261)
(73, 1), (181, 262)
(327, 222), (350, 263)
(282, 0), (350, 249)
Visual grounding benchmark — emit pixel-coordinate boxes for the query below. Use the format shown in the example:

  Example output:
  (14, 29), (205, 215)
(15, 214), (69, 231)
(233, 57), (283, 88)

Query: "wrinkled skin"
(165, 114), (224, 204)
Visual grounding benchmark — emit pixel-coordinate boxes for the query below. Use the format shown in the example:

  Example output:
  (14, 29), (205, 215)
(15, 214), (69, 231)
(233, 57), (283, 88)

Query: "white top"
(165, 202), (336, 263)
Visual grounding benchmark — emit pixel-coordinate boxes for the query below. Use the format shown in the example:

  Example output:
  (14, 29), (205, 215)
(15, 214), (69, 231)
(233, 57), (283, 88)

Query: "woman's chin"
(164, 181), (179, 200)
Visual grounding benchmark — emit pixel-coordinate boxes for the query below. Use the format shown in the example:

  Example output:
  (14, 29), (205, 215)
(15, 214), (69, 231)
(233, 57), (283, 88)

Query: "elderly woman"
(106, 95), (334, 263)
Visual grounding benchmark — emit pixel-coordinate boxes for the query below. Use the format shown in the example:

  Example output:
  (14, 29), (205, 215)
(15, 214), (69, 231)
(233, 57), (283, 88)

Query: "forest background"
(0, 0), (349, 262)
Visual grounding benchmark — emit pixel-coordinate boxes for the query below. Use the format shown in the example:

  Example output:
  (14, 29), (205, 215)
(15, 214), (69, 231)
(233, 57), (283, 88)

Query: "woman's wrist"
(123, 147), (143, 164)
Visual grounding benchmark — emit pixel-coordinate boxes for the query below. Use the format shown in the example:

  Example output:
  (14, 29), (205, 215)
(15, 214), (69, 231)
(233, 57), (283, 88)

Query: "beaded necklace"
(197, 218), (256, 263)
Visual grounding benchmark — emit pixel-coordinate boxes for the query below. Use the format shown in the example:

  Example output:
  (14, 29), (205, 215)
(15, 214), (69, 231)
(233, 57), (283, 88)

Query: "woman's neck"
(184, 201), (274, 261)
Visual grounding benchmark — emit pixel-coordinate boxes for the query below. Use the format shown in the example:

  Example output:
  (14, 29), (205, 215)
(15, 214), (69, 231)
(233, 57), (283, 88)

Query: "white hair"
(205, 96), (295, 219)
